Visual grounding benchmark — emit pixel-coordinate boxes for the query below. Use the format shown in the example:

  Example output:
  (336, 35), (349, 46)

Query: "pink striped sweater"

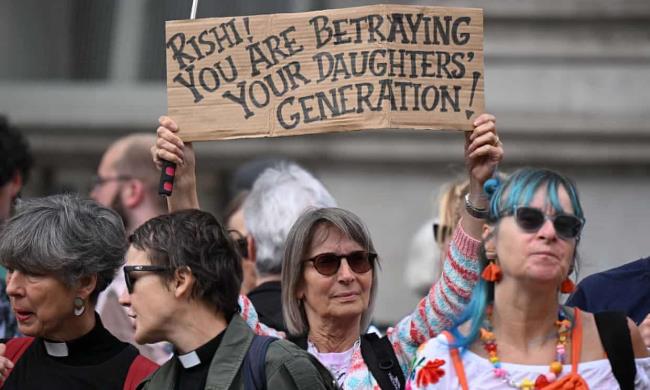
(238, 223), (481, 389)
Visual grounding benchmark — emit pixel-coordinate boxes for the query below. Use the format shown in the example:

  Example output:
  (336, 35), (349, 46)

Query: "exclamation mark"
(465, 71), (481, 120)
(243, 17), (253, 43)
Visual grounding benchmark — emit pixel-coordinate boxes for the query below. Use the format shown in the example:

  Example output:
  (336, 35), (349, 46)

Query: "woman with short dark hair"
(120, 209), (336, 390)
(0, 194), (157, 389)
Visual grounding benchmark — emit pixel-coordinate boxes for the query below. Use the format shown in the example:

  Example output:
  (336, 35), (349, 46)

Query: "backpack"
(2, 337), (158, 390)
(360, 333), (405, 390)
(244, 335), (338, 390)
(594, 311), (637, 390)
(242, 335), (277, 390)
(292, 332), (404, 390)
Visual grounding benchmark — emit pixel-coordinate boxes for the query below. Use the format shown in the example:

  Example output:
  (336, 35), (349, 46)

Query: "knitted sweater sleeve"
(237, 294), (287, 339)
(386, 221), (481, 374)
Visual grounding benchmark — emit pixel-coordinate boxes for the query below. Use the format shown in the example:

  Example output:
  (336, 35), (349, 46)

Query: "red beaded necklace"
(479, 306), (572, 390)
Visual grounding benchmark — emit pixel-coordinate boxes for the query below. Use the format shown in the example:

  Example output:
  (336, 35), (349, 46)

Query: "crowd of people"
(0, 111), (649, 389)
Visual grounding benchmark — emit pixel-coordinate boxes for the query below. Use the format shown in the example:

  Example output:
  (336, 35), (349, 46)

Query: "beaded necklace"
(479, 306), (571, 390)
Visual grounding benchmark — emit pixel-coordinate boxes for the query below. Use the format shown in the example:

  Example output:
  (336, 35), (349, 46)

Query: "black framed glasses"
(91, 175), (133, 188)
(123, 265), (169, 294)
(502, 206), (584, 240)
(228, 229), (249, 258)
(303, 251), (376, 276)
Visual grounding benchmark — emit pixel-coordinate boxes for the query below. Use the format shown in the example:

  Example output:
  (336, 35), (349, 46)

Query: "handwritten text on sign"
(165, 4), (484, 141)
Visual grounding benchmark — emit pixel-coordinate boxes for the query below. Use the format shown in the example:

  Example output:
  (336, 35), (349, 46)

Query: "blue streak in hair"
(445, 168), (584, 353)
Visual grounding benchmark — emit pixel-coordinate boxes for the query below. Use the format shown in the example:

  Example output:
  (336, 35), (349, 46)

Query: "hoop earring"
(73, 297), (86, 316)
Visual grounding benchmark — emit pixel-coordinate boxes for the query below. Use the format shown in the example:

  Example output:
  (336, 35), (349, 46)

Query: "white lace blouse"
(407, 334), (650, 389)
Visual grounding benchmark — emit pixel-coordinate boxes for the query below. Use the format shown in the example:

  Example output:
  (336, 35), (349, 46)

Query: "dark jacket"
(567, 256), (650, 324)
(137, 315), (337, 390)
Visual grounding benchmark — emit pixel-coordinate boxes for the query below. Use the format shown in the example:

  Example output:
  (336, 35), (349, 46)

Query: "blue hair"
(449, 168), (584, 351)
(487, 169), (584, 223)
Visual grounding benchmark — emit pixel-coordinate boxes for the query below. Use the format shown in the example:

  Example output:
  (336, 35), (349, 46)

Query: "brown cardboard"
(165, 4), (484, 141)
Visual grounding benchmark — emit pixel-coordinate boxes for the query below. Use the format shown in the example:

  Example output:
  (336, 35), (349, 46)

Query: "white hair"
(243, 163), (336, 277)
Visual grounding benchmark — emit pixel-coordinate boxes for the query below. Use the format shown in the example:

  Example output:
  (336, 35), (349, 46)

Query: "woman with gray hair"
(281, 201), (484, 389)
(0, 194), (157, 389)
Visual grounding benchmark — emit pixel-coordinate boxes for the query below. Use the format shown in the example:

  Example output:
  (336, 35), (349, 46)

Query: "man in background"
(91, 134), (167, 234)
(567, 256), (650, 347)
(224, 191), (257, 295)
(224, 158), (290, 296)
(242, 163), (336, 332)
(90, 133), (170, 363)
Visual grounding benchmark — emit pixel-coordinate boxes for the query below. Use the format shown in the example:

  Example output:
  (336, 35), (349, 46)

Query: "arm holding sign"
(152, 117), (288, 338)
(386, 113), (503, 375)
(152, 116), (199, 212)
(462, 113), (501, 238)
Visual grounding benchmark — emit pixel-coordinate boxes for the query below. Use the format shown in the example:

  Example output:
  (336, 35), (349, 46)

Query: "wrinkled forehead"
(308, 222), (346, 249)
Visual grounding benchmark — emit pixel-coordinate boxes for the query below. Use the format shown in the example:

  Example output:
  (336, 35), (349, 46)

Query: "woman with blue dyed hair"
(407, 168), (650, 389)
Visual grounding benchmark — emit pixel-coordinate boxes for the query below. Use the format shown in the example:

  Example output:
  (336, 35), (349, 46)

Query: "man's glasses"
(228, 230), (248, 258)
(303, 251), (376, 276)
(502, 206), (584, 240)
(91, 175), (133, 188)
(124, 265), (169, 294)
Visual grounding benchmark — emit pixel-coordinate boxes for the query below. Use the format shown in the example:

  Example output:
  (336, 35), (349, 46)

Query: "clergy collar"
(176, 330), (225, 369)
(178, 350), (202, 368)
(43, 340), (69, 357)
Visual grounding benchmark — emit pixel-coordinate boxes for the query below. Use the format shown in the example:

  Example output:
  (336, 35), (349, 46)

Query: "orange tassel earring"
(560, 278), (575, 293)
(481, 261), (502, 282)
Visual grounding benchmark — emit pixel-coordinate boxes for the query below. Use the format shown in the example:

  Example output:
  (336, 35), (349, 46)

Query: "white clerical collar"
(178, 350), (201, 368)
(43, 340), (69, 357)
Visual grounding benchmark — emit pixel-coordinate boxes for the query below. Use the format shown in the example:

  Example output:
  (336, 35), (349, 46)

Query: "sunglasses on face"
(304, 251), (376, 276)
(503, 206), (584, 240)
(433, 222), (454, 244)
(123, 265), (169, 294)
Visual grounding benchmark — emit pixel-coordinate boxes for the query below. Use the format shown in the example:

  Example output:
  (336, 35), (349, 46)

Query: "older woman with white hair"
(0, 194), (157, 389)
(153, 113), (503, 389)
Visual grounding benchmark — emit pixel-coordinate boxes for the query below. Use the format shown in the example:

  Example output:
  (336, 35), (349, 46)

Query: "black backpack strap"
(360, 333), (405, 390)
(594, 311), (636, 390)
(243, 335), (277, 390)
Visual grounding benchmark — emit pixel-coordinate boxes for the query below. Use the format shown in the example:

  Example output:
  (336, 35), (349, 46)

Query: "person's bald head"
(109, 134), (160, 186)
(91, 134), (165, 231)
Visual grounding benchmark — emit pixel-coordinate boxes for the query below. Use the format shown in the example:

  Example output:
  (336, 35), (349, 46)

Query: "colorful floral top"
(407, 334), (650, 389)
(240, 222), (481, 389)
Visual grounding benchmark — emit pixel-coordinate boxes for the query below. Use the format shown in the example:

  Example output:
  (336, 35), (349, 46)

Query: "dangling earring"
(560, 278), (575, 293)
(482, 261), (502, 282)
(73, 297), (86, 316)
(482, 247), (502, 282)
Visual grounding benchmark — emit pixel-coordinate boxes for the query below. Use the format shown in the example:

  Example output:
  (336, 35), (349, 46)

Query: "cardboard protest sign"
(165, 4), (484, 141)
